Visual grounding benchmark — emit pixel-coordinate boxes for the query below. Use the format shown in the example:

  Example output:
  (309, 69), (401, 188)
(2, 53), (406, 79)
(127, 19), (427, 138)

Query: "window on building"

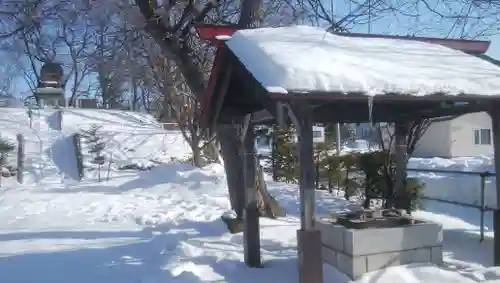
(313, 130), (322, 138)
(474, 129), (492, 145)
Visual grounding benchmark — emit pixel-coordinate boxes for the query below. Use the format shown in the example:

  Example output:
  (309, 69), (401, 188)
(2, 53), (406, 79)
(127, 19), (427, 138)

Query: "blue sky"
(7, 1), (500, 99)
(488, 35), (500, 58)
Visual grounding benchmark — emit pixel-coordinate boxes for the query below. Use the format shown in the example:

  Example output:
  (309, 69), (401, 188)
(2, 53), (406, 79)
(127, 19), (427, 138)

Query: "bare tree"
(56, 12), (94, 106)
(375, 120), (432, 208)
(144, 53), (208, 166)
(87, 18), (128, 108)
(0, 60), (17, 97)
(130, 0), (290, 219)
(10, 22), (59, 99)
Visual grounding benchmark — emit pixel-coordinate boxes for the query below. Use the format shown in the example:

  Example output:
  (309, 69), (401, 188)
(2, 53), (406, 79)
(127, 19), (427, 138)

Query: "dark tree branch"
(135, 0), (216, 98)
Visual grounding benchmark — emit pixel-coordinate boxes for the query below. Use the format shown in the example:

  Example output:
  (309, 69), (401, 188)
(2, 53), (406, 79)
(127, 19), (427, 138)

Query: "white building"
(352, 112), (494, 158)
(413, 112), (493, 158)
(292, 126), (325, 144)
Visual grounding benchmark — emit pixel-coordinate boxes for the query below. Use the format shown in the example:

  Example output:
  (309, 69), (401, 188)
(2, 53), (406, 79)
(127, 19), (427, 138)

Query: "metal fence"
(407, 168), (495, 242)
(259, 153), (495, 242)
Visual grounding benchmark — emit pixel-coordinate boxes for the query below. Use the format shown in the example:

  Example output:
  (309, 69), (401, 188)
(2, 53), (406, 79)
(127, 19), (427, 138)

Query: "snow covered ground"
(0, 107), (499, 283)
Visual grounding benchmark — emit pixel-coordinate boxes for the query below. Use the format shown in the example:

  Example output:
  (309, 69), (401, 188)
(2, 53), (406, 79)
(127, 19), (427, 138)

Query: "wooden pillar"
(393, 122), (409, 210)
(298, 106), (315, 230)
(57, 109), (63, 131)
(296, 105), (323, 283)
(488, 107), (500, 265)
(242, 114), (261, 267)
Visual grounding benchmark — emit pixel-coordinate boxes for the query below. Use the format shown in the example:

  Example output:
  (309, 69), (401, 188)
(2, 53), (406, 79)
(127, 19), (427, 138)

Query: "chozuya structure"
(197, 24), (500, 282)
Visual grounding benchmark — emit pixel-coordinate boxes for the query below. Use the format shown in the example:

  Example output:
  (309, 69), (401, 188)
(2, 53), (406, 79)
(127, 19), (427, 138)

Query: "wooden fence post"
(16, 134), (24, 184)
(73, 133), (84, 180)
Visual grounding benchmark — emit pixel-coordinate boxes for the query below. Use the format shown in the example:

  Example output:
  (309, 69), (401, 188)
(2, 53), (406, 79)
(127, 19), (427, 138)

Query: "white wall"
(449, 112), (493, 157)
(292, 125), (325, 144)
(413, 121), (451, 158)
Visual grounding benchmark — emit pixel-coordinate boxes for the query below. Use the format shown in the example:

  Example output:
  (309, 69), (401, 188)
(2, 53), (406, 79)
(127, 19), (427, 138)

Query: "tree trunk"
(133, 0), (284, 221)
(225, 0), (285, 220)
(255, 161), (285, 217)
(191, 141), (202, 167)
(218, 121), (285, 219)
(217, 123), (245, 218)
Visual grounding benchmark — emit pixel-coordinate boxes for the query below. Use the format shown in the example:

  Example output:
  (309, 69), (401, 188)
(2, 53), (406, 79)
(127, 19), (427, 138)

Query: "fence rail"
(407, 167), (496, 242)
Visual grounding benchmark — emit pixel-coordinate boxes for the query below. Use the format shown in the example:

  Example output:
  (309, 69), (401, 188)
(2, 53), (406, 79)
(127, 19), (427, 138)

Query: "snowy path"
(0, 164), (233, 283)
(1, 164), (499, 283)
(415, 200), (494, 268)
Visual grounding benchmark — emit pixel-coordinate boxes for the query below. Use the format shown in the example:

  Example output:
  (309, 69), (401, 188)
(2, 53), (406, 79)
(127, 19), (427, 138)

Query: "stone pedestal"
(315, 217), (443, 279)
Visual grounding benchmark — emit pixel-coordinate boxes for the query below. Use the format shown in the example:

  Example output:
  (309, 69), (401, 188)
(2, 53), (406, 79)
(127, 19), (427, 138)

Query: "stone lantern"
(34, 62), (65, 107)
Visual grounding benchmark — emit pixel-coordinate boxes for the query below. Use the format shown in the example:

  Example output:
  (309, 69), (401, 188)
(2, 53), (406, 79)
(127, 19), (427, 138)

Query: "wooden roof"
(195, 25), (499, 127)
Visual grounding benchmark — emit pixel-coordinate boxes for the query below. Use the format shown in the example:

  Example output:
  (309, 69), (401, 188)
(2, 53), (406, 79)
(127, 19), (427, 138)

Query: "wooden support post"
(16, 134), (24, 184)
(73, 133), (84, 180)
(489, 107), (500, 265)
(242, 114), (261, 267)
(276, 102), (287, 128)
(298, 107), (315, 230)
(296, 105), (323, 283)
(393, 122), (409, 210)
(56, 110), (63, 131)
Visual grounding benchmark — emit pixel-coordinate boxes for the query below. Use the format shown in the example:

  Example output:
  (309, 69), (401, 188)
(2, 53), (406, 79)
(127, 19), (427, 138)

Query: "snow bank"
(62, 109), (192, 171)
(0, 107), (191, 185)
(408, 155), (496, 208)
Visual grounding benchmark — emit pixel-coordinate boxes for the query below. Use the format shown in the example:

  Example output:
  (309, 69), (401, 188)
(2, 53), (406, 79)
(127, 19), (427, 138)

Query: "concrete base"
(297, 229), (323, 283)
(315, 217), (443, 279)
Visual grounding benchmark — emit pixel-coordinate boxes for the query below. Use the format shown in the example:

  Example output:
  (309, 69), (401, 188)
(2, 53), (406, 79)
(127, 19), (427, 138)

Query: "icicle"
(367, 95), (374, 124)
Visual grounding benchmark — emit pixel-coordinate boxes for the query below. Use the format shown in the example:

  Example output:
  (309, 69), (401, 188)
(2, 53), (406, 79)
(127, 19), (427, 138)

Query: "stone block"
(315, 219), (345, 251)
(316, 216), (443, 279)
(336, 252), (367, 279)
(366, 248), (431, 270)
(344, 222), (442, 256)
(431, 246), (443, 264)
(322, 246), (337, 266)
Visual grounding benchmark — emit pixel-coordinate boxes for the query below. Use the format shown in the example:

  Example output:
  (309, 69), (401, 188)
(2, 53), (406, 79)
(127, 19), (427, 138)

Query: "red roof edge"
(195, 24), (239, 44)
(196, 24), (242, 129)
(334, 32), (491, 54)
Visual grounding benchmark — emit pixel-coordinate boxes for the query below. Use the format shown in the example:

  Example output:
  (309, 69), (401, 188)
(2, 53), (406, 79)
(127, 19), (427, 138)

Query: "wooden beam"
(271, 91), (500, 102)
(195, 24), (239, 43)
(208, 62), (233, 134)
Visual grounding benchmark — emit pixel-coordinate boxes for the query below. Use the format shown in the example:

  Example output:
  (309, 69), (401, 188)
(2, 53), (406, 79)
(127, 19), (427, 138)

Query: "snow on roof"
(224, 25), (500, 97)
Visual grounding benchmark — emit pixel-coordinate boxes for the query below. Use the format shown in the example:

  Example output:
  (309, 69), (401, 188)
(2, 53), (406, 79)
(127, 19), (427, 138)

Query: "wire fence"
(258, 154), (495, 242)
